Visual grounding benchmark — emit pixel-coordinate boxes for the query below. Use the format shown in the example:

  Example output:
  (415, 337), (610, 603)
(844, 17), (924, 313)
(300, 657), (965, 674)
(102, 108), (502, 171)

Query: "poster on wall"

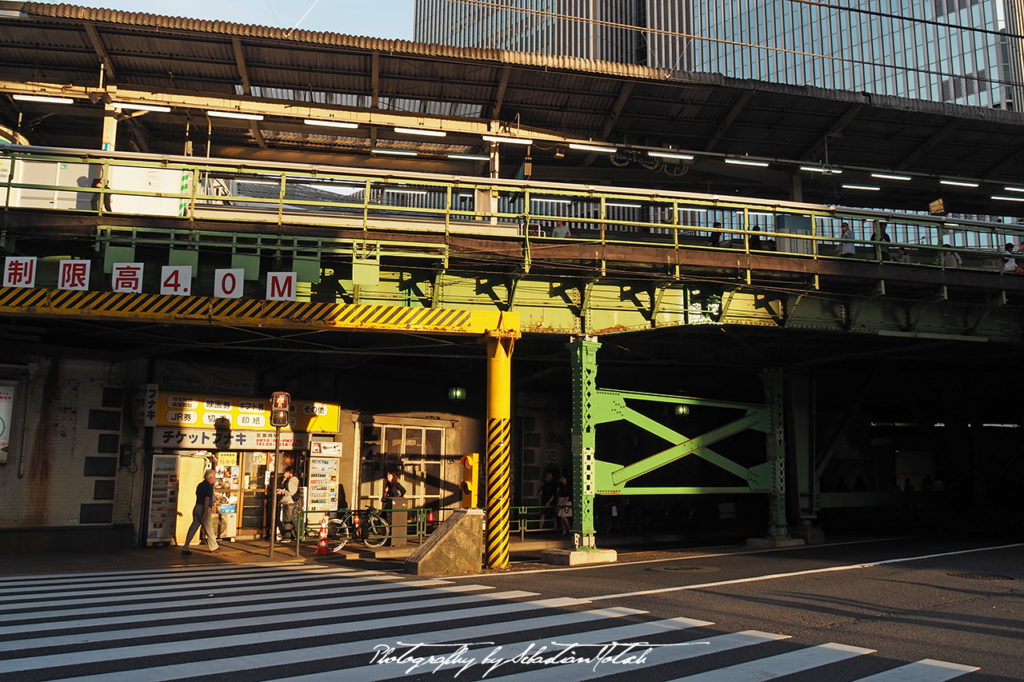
(147, 456), (180, 545)
(0, 384), (14, 464)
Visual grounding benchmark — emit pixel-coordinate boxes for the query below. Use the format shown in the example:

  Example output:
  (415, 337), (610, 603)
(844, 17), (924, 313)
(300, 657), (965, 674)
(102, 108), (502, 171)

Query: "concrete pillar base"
(404, 509), (483, 575)
(788, 524), (825, 545)
(541, 548), (617, 566)
(745, 536), (806, 549)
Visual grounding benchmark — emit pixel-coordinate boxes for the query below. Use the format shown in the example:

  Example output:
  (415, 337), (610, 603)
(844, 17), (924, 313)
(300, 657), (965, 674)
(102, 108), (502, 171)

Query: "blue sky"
(45, 0), (416, 39)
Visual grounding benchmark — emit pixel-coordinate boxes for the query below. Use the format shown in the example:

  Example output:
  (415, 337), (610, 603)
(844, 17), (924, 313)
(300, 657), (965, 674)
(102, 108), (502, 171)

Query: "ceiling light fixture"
(606, 203), (642, 208)
(112, 102), (171, 112)
(992, 195), (1024, 202)
(569, 143), (617, 154)
(448, 153), (490, 161)
(482, 135), (533, 145)
(725, 158), (769, 167)
(1003, 186), (1024, 193)
(940, 179), (979, 188)
(800, 166), (842, 174)
(372, 148), (417, 156)
(843, 184), (881, 191)
(304, 119), (358, 129)
(394, 126), (447, 137)
(12, 94), (74, 105)
(871, 173), (912, 181)
(207, 111), (264, 121)
(649, 150), (695, 160)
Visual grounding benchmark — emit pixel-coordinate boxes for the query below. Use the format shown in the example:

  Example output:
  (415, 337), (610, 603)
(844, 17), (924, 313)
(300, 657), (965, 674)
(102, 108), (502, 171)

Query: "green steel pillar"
(762, 369), (791, 539)
(568, 336), (600, 549)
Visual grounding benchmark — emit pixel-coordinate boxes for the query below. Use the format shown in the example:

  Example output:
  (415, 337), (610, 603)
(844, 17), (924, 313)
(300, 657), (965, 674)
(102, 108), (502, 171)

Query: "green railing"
(4, 145), (1024, 283)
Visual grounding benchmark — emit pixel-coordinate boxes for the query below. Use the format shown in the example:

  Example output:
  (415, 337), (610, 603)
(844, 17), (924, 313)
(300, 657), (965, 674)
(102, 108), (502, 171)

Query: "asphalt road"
(0, 534), (1020, 682)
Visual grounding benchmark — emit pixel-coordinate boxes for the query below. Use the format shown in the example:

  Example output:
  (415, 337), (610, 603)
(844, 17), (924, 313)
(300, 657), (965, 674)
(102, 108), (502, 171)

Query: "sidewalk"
(0, 531), (685, 576)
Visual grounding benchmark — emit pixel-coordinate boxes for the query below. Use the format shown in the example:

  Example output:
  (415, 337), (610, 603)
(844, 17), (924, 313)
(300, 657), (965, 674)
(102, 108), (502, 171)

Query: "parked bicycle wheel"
(362, 512), (390, 548)
(328, 517), (351, 551)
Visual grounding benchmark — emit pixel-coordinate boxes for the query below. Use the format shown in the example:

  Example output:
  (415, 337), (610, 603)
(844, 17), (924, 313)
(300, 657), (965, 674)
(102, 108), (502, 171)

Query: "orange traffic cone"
(314, 515), (330, 555)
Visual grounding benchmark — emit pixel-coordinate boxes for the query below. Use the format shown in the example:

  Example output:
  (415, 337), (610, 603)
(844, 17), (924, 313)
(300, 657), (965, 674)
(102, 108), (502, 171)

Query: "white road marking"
(454, 536), (923, 578)
(587, 543), (1024, 601)
(0, 571), (403, 615)
(0, 565), (362, 602)
(0, 577), (453, 628)
(665, 642), (875, 682)
(0, 561), (334, 584)
(0, 585), (495, 651)
(491, 631), (790, 682)
(854, 659), (981, 682)
(46, 598), (599, 682)
(266, 615), (711, 682)
(0, 563), (352, 590)
(0, 591), (556, 674)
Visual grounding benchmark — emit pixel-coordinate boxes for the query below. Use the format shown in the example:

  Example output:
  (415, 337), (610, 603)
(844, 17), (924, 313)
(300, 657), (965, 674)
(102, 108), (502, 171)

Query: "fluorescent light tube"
(482, 135), (533, 145)
(448, 153), (490, 161)
(871, 173), (911, 181)
(208, 111), (264, 121)
(113, 102), (171, 112)
(372, 148), (417, 156)
(394, 127), (446, 137)
(304, 119), (358, 129)
(649, 150), (694, 160)
(725, 158), (769, 167)
(12, 94), (73, 104)
(569, 143), (617, 154)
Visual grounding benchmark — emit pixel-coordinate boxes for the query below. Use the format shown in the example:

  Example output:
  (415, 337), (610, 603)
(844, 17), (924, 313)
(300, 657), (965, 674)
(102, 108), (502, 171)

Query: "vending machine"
(306, 442), (344, 527)
(213, 452), (240, 540)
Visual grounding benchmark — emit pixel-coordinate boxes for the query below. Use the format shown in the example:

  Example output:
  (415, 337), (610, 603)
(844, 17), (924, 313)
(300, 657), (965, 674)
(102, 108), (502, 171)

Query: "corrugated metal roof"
(4, 1), (1024, 215)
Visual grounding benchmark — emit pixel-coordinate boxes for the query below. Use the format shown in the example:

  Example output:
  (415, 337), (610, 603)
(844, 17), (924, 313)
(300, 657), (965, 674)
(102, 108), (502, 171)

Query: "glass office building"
(414, 0), (1024, 109)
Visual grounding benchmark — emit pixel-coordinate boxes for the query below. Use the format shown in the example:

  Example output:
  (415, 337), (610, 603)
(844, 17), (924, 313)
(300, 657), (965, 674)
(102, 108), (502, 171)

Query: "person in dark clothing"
(708, 222), (722, 248)
(749, 225), (762, 250)
(276, 467), (300, 541)
(381, 470), (406, 506)
(555, 474), (572, 535)
(870, 222), (892, 261)
(90, 177), (112, 212)
(539, 470), (558, 530)
(182, 470), (218, 554)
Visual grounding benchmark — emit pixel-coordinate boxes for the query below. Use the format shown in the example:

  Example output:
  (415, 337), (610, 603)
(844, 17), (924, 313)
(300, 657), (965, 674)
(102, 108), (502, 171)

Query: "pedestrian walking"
(182, 470), (218, 554)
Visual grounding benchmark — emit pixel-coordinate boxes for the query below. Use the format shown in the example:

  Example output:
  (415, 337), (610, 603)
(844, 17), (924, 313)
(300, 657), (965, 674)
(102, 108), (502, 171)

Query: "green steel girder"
(570, 337), (786, 548)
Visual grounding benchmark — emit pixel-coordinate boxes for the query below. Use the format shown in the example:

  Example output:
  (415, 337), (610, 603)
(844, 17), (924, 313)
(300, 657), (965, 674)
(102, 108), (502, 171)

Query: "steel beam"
(0, 286), (521, 337)
(0, 81), (576, 143)
(568, 337), (600, 548)
(762, 370), (790, 539)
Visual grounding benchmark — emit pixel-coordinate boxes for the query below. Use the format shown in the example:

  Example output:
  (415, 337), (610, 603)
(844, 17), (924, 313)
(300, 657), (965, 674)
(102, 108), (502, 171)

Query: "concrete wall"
(0, 356), (143, 550)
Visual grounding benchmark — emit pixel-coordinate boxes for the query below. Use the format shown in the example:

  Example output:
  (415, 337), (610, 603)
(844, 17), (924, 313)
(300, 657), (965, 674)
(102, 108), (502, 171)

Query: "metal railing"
(4, 145), (1024, 284)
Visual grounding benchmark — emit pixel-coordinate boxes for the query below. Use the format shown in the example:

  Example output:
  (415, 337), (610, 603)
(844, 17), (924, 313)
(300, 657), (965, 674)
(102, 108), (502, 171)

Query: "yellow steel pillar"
(484, 332), (514, 569)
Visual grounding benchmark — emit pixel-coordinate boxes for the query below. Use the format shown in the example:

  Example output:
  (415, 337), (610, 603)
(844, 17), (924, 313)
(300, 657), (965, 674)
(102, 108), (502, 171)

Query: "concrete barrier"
(404, 508), (483, 575)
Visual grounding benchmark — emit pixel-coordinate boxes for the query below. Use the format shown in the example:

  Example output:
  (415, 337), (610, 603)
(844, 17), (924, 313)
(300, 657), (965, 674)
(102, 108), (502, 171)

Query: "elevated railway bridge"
(2, 145), (1023, 562)
(1, 2), (1023, 561)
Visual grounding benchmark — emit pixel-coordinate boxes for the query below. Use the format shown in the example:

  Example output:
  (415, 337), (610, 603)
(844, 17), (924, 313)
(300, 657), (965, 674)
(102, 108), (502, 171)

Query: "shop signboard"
(132, 384), (158, 427)
(155, 391), (340, 433)
(152, 427), (309, 451)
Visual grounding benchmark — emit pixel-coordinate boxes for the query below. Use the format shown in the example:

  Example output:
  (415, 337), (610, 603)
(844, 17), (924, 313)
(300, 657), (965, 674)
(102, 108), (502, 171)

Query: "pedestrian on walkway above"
(182, 470), (218, 555)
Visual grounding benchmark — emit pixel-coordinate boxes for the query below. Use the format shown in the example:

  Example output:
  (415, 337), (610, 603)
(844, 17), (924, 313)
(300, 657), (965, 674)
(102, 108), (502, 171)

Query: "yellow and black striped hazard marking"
(484, 417), (512, 570)
(0, 286), (519, 337)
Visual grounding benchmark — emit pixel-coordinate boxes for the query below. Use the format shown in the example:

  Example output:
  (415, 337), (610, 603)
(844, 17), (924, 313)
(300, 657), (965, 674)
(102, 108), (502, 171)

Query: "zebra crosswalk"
(0, 562), (980, 682)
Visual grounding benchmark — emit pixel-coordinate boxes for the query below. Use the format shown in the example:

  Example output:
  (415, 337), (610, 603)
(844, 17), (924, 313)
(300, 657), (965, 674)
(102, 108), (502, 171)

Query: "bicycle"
(326, 507), (390, 550)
